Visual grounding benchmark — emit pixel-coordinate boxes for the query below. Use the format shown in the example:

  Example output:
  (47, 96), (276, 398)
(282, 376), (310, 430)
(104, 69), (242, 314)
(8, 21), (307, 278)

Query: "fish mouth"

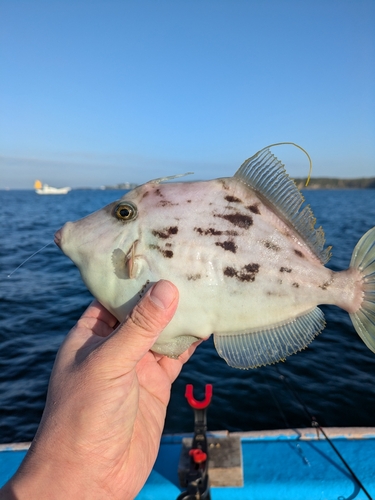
(54, 229), (62, 249)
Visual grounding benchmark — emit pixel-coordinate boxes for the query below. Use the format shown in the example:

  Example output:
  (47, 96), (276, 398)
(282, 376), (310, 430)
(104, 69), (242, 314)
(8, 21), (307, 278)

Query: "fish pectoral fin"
(126, 240), (140, 279)
(213, 307), (325, 369)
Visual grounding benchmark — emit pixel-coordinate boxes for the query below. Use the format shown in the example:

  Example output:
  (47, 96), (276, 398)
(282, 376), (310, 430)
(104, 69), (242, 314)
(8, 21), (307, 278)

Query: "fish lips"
(53, 222), (76, 258)
(54, 228), (62, 249)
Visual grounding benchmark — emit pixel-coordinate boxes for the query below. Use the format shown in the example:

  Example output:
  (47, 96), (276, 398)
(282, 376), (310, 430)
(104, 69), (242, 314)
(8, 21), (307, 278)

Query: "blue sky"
(1, 0), (374, 189)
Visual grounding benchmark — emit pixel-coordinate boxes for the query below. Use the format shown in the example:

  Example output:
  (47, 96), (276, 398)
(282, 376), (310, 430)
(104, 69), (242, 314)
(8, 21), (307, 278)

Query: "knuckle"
(127, 301), (164, 334)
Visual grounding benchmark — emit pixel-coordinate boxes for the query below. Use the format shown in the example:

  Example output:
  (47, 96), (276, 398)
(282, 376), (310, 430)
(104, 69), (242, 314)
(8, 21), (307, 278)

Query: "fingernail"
(150, 280), (176, 310)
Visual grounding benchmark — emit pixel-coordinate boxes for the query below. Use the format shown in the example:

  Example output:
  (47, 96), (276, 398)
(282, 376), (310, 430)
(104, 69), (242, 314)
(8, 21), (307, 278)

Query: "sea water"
(0, 188), (374, 443)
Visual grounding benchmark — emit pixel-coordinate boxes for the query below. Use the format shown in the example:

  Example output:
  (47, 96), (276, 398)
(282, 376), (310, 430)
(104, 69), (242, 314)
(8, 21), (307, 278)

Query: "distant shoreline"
(294, 177), (375, 189)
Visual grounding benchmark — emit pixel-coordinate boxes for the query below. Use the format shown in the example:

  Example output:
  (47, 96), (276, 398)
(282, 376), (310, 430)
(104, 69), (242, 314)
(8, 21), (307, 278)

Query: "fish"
(54, 146), (375, 369)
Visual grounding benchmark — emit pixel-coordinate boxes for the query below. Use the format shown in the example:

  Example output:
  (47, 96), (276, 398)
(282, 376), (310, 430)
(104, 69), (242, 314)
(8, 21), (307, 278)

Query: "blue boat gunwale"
(1, 427), (375, 500)
(158, 426), (375, 444)
(2, 426), (375, 452)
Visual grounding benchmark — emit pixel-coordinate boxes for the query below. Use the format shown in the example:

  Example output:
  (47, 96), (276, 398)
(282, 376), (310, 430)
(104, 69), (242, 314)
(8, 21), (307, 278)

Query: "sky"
(1, 0), (374, 189)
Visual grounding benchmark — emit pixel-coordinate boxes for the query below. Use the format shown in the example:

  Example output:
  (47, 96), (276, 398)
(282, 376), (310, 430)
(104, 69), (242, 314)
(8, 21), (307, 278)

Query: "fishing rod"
(274, 365), (373, 500)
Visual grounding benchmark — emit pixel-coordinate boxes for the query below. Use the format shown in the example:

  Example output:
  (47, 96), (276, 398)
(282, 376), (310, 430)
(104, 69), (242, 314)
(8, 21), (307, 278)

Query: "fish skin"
(55, 149), (375, 368)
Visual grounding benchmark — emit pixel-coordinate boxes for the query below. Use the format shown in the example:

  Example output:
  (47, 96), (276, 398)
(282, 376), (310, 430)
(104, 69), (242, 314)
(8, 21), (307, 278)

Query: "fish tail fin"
(349, 226), (375, 352)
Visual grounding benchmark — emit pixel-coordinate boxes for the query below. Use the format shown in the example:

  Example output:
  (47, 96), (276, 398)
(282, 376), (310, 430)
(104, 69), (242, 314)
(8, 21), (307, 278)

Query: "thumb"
(106, 280), (179, 368)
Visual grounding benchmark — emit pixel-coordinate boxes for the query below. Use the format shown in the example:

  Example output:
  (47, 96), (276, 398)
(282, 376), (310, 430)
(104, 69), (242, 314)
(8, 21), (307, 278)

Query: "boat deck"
(1, 428), (374, 499)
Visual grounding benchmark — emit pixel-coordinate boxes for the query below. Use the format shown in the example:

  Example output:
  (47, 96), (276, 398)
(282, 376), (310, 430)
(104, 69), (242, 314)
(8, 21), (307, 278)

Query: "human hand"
(1, 280), (199, 500)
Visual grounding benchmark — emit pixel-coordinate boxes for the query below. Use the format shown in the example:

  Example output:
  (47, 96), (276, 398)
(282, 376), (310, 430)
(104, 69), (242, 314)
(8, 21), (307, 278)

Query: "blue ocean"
(0, 188), (375, 444)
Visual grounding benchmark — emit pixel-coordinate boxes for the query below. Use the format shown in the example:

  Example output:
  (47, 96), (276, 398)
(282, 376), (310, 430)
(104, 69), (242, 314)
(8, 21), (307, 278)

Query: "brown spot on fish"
(264, 241), (281, 251)
(207, 228), (223, 236)
(165, 243), (172, 247)
(244, 263), (260, 273)
(194, 227), (239, 236)
(187, 273), (201, 281)
(157, 200), (178, 207)
(187, 199), (192, 203)
(215, 212), (253, 229)
(294, 249), (304, 258)
(219, 179), (230, 190)
(238, 271), (257, 282)
(278, 279), (283, 285)
(149, 244), (174, 258)
(319, 281), (330, 290)
(194, 227), (214, 236)
(152, 226), (179, 239)
(225, 195), (242, 203)
(247, 204), (261, 215)
(224, 266), (236, 278)
(138, 280), (151, 298)
(195, 227), (222, 236)
(280, 267), (292, 273)
(224, 263), (260, 282)
(215, 240), (237, 253)
(155, 188), (163, 197)
(292, 282), (300, 288)
(319, 272), (334, 290)
(141, 191), (149, 199)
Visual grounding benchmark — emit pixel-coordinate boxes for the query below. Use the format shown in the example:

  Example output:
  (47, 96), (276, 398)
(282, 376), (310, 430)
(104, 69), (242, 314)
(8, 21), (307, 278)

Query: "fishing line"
(263, 374), (291, 429)
(275, 365), (373, 500)
(262, 374), (310, 466)
(253, 142), (313, 186)
(7, 241), (55, 278)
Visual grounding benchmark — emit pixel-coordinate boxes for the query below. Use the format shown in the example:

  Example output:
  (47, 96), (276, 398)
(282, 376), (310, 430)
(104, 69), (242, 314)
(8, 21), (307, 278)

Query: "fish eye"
(114, 202), (137, 221)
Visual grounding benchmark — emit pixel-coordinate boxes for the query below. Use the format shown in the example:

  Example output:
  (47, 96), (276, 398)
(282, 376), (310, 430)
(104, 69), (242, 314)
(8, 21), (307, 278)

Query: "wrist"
(2, 452), (85, 500)
(1, 440), (106, 500)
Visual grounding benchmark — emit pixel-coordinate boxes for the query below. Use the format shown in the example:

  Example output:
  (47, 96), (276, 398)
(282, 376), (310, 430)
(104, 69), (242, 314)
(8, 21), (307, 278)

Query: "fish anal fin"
(213, 307), (325, 369)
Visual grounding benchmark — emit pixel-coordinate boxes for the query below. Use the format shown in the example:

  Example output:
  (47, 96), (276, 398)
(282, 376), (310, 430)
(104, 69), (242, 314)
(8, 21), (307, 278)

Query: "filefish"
(54, 146), (375, 369)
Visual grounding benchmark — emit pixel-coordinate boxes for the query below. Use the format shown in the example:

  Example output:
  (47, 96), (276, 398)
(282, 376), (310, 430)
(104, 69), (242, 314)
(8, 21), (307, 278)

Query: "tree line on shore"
(294, 177), (375, 189)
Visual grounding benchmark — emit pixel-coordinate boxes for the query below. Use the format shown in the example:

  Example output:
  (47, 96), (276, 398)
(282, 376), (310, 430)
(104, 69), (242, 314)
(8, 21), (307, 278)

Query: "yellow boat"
(34, 180), (71, 195)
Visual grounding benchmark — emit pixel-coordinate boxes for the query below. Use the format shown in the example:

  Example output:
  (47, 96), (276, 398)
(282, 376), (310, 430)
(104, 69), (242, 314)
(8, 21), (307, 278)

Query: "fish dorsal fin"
(234, 145), (331, 264)
(149, 172), (194, 184)
(214, 307), (325, 369)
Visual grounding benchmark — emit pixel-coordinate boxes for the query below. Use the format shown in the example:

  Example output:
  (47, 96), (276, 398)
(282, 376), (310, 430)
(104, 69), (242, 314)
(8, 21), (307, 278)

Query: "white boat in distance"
(34, 180), (71, 195)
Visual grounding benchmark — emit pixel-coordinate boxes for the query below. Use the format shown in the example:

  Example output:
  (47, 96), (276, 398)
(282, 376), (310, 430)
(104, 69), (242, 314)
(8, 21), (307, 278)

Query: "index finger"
(82, 300), (119, 329)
